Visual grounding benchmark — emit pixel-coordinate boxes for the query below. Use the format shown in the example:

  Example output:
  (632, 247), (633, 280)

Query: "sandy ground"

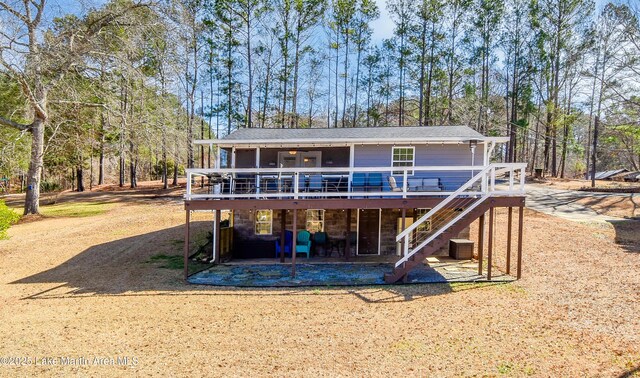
(0, 184), (639, 377)
(531, 177), (640, 192)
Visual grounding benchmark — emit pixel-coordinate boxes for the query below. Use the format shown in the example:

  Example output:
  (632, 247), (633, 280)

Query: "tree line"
(1, 0), (639, 214)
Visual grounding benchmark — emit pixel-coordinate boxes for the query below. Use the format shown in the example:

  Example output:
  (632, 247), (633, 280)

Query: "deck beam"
(185, 196), (525, 211)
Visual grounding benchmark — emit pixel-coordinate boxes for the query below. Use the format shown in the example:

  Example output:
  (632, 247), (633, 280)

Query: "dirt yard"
(0, 183), (639, 377)
(532, 177), (640, 192)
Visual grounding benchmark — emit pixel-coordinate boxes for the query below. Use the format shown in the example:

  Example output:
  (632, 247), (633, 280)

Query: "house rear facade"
(184, 126), (527, 283)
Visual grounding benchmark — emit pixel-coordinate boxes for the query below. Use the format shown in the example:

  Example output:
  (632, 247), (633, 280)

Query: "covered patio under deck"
(183, 196), (525, 285)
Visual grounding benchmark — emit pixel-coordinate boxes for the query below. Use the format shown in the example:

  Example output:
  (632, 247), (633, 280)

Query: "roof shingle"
(222, 126), (485, 142)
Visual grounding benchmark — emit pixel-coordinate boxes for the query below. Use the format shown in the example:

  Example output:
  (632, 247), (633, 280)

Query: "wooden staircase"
(384, 197), (497, 283)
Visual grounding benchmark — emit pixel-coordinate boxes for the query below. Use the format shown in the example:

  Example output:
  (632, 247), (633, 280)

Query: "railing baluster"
(402, 169), (408, 199)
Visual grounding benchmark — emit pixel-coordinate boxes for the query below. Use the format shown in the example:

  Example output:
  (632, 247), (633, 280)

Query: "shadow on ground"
(608, 219), (640, 254)
(3, 184), (186, 209)
(8, 221), (508, 302)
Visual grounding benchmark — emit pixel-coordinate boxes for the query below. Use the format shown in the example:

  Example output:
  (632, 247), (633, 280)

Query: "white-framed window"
(305, 209), (325, 233)
(254, 210), (273, 235)
(392, 146), (415, 175)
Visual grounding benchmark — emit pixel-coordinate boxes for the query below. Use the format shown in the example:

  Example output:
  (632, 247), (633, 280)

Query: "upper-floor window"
(392, 146), (415, 175)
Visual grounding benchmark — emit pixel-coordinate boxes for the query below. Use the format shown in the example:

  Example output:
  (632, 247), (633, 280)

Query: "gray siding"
(354, 143), (483, 191)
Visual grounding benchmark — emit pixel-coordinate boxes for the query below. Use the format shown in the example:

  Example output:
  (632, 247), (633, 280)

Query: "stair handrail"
(395, 193), (491, 268)
(396, 164), (493, 242)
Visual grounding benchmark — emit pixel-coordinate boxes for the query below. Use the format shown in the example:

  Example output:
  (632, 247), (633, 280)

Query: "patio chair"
(367, 173), (383, 192)
(297, 174), (308, 192)
(313, 231), (328, 257)
(296, 230), (312, 258)
(274, 230), (294, 258)
(308, 174), (323, 192)
(351, 173), (366, 192)
(387, 176), (402, 192)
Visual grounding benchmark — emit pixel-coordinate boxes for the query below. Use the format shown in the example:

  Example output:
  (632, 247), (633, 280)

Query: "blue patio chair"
(367, 173), (383, 192)
(351, 173), (366, 192)
(308, 174), (323, 192)
(296, 230), (312, 258)
(297, 174), (308, 192)
(274, 230), (294, 257)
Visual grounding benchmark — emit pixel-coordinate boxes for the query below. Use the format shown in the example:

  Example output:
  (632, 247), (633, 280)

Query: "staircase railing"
(394, 163), (526, 268)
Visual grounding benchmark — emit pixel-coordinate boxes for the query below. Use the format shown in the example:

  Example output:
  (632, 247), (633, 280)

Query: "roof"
(196, 126), (504, 146)
(593, 169), (629, 179)
(223, 126), (485, 141)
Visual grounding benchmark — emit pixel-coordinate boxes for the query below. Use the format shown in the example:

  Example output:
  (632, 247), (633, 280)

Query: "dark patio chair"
(313, 231), (328, 257)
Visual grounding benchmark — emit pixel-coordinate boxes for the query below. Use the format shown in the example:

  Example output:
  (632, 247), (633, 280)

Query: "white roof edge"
(194, 136), (508, 145)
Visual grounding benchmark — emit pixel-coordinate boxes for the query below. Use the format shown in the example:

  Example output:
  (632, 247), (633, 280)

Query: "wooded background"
(1, 0), (639, 214)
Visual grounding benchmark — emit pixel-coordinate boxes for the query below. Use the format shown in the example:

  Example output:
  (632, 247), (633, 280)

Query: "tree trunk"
(24, 116), (45, 215)
(76, 167), (84, 192)
(418, 20), (427, 126)
(98, 113), (105, 185)
(246, 17), (253, 128)
(341, 31), (349, 128)
(590, 116), (599, 187)
(352, 33), (363, 128)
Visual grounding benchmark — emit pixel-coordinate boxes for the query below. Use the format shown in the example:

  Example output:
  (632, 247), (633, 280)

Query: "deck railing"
(393, 163), (527, 268)
(184, 163), (526, 201)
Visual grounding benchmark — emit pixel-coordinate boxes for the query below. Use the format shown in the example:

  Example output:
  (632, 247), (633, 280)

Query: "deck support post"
(214, 209), (221, 264)
(280, 209), (286, 263)
(477, 213), (485, 275)
(400, 208), (406, 256)
(184, 209), (190, 281)
(506, 207), (513, 274)
(517, 206), (524, 279)
(345, 209), (352, 261)
(292, 209), (297, 277)
(487, 207), (494, 280)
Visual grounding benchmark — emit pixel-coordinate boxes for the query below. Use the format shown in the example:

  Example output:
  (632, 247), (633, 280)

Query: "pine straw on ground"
(0, 190), (638, 377)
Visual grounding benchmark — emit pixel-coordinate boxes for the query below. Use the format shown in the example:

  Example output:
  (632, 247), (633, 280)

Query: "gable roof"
(222, 125), (485, 142)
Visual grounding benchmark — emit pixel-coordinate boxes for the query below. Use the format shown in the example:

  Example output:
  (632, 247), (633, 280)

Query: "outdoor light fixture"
(288, 150), (297, 155)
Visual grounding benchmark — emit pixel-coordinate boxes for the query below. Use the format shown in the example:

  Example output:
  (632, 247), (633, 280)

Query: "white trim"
(348, 144), (355, 194)
(391, 146), (415, 175)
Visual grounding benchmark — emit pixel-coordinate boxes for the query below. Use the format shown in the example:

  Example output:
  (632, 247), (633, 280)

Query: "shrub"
(40, 180), (61, 193)
(0, 200), (20, 239)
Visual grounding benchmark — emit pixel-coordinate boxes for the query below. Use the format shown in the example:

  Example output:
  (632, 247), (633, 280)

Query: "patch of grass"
(449, 282), (498, 292)
(497, 362), (513, 374)
(40, 202), (112, 218)
(149, 254), (184, 269)
(148, 253), (213, 274)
